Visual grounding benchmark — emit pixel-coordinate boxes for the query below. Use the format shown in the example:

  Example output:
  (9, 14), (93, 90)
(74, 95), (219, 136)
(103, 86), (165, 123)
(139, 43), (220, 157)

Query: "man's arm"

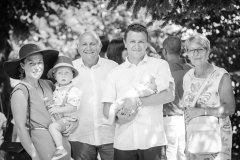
(141, 82), (175, 106)
(118, 82), (174, 111)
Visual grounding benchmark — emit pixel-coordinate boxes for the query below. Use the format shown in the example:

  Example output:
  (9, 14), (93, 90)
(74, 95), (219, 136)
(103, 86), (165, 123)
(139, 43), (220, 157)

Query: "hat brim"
(4, 49), (59, 79)
(47, 63), (79, 79)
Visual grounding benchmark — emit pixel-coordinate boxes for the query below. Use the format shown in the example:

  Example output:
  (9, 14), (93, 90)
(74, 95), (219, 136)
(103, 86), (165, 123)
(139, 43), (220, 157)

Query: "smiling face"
(187, 42), (209, 66)
(77, 32), (101, 66)
(21, 53), (44, 80)
(54, 66), (73, 86)
(124, 31), (148, 62)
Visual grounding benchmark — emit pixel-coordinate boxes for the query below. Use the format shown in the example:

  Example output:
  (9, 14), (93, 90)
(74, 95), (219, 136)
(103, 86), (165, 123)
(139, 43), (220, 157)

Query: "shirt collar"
(79, 56), (102, 68)
(124, 54), (149, 68)
(55, 81), (73, 90)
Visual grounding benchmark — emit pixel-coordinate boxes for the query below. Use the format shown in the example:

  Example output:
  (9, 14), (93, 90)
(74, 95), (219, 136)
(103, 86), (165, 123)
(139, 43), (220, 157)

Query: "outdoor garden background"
(0, 0), (239, 159)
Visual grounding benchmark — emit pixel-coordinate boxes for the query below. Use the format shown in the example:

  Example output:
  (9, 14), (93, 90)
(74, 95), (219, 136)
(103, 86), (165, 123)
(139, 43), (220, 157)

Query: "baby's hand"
(48, 107), (61, 114)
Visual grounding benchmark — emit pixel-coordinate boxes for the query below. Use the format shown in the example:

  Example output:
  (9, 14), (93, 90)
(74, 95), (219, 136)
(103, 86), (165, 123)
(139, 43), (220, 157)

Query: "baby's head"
(54, 66), (74, 85)
(47, 56), (78, 86)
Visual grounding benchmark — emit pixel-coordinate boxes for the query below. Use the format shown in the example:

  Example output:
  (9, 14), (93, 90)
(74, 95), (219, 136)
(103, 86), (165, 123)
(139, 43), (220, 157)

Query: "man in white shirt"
(102, 23), (175, 160)
(69, 31), (118, 160)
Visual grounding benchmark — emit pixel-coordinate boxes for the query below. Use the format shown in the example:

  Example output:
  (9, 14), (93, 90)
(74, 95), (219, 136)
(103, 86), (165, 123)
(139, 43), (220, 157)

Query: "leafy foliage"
(0, 0), (83, 59)
(0, 0), (240, 158)
(108, 0), (240, 72)
(5, 0), (152, 60)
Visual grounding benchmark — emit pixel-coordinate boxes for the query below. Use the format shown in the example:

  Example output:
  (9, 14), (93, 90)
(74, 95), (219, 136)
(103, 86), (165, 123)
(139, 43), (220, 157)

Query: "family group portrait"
(0, 0), (239, 160)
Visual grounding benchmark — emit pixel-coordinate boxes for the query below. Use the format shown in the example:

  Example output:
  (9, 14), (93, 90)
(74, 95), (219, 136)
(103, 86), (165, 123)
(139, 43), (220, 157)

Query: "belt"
(163, 114), (183, 117)
(26, 127), (48, 130)
(32, 127), (48, 130)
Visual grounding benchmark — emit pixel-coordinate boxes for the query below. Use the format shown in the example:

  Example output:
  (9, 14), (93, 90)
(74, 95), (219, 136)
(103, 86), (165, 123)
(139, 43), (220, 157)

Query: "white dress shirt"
(102, 55), (174, 150)
(68, 57), (118, 146)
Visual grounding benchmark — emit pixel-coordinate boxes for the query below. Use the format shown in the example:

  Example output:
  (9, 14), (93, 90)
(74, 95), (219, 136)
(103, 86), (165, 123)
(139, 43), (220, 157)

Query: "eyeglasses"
(187, 48), (205, 56)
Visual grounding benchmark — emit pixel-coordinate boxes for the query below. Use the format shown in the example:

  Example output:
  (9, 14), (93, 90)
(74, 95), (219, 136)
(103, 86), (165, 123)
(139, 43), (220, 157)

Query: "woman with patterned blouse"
(182, 34), (236, 160)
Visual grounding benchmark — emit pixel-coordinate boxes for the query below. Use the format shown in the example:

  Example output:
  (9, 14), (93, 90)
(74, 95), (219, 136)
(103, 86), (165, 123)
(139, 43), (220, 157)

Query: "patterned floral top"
(52, 82), (82, 120)
(182, 65), (232, 158)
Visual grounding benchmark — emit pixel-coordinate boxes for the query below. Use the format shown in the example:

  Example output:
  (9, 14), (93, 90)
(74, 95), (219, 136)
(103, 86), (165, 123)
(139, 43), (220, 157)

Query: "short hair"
(163, 36), (181, 55)
(124, 23), (148, 41)
(107, 39), (125, 64)
(79, 31), (102, 47)
(185, 34), (210, 53)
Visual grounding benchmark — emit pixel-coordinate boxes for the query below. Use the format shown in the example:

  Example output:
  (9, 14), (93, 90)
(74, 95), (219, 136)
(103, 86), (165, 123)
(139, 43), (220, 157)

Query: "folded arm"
(140, 82), (175, 106)
(103, 82), (174, 124)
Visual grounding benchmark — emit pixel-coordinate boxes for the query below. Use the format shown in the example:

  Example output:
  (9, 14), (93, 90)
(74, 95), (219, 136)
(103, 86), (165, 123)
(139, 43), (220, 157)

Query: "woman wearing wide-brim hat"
(4, 43), (71, 160)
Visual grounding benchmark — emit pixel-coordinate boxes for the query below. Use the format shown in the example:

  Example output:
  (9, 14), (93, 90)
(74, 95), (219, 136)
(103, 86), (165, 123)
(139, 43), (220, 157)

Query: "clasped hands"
(184, 104), (206, 123)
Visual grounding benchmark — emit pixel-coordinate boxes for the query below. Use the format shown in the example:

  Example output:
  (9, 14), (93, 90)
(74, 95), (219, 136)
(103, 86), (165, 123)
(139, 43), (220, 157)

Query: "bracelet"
(204, 108), (207, 116)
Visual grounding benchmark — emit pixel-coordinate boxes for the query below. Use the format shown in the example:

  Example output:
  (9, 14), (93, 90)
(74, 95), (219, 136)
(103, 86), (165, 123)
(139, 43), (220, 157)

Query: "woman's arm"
(11, 90), (40, 159)
(206, 74), (236, 117)
(62, 120), (79, 136)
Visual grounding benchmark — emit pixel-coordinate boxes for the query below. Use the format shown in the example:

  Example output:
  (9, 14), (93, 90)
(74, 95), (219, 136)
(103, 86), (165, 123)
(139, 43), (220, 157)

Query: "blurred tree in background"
(0, 0), (239, 158)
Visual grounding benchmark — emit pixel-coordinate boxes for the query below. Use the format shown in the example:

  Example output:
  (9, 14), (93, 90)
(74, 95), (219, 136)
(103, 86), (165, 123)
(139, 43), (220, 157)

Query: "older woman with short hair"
(182, 34), (235, 160)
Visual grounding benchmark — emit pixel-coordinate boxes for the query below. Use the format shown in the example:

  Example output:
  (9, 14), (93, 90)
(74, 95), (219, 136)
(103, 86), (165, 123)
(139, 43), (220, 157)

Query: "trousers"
(163, 115), (186, 160)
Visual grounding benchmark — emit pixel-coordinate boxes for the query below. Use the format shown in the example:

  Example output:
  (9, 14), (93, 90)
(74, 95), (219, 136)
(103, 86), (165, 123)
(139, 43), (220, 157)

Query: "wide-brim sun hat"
(47, 55), (79, 79)
(3, 43), (59, 79)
